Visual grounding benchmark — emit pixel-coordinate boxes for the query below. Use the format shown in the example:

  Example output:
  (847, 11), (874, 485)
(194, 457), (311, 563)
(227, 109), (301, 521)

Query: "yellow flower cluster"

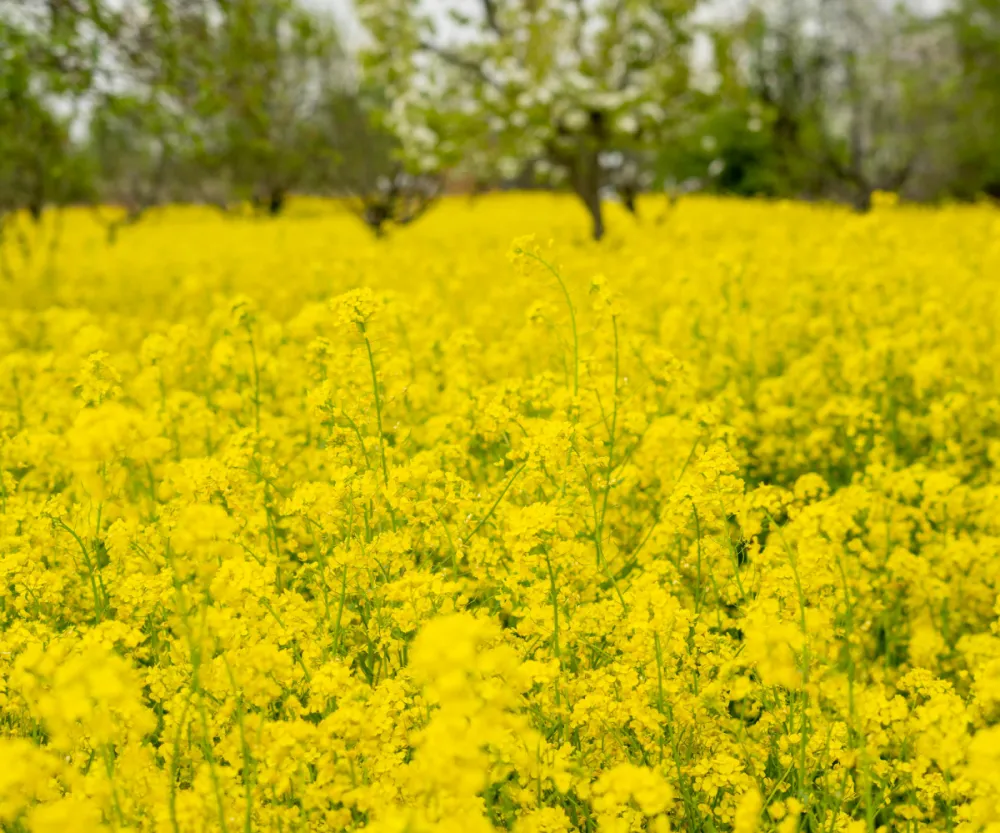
(1, 194), (999, 832)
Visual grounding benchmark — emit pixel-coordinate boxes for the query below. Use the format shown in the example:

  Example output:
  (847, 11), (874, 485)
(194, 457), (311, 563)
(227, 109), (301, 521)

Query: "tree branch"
(417, 39), (503, 91)
(885, 152), (917, 192)
(482, 0), (503, 36)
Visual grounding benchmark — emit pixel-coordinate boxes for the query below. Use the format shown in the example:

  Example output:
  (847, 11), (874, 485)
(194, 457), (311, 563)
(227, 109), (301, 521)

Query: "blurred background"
(1, 0), (997, 241)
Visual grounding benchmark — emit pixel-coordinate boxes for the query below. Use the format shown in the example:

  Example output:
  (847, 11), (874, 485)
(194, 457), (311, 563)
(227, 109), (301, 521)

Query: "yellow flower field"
(1, 194), (1000, 833)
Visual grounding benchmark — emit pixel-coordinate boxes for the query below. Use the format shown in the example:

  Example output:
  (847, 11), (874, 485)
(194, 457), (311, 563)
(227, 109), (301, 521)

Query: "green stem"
(332, 564), (348, 655)
(544, 551), (561, 662)
(461, 463), (527, 545)
(524, 251), (579, 398)
(102, 744), (126, 827)
(56, 519), (104, 623)
(359, 323), (390, 487)
(222, 654), (255, 833)
(246, 326), (262, 435)
(168, 689), (193, 833)
(598, 315), (620, 537)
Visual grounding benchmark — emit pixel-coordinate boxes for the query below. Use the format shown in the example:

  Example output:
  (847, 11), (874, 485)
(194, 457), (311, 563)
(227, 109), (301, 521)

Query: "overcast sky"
(306, 0), (952, 45)
(304, 0), (951, 73)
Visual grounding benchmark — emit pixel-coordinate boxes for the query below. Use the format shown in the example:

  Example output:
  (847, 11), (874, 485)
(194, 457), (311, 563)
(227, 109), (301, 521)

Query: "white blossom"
(563, 109), (588, 131)
(599, 151), (625, 169)
(640, 102), (665, 123)
(411, 125), (438, 149)
(498, 157), (521, 179)
(616, 114), (638, 134)
(358, 0), (697, 225)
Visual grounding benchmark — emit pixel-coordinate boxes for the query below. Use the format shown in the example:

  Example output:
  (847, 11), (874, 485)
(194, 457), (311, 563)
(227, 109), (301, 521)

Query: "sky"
(307, 0), (952, 46)
(303, 0), (952, 78)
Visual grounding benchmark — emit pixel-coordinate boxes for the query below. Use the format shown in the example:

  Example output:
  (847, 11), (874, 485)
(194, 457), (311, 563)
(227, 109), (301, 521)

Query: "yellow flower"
(76, 351), (121, 405)
(28, 796), (106, 833)
(332, 287), (383, 330)
(734, 788), (763, 833)
(0, 194), (997, 831)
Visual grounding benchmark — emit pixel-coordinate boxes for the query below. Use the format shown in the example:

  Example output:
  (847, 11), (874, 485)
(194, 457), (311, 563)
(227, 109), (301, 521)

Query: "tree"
(325, 90), (442, 238)
(211, 0), (353, 212)
(101, 0), (356, 215)
(726, 0), (958, 210)
(650, 23), (790, 199)
(0, 42), (69, 221)
(0, 2), (102, 217)
(358, 0), (698, 240)
(734, 4), (831, 198)
(85, 93), (185, 241)
(1, 2), (102, 272)
(951, 0), (1000, 199)
(815, 0), (957, 210)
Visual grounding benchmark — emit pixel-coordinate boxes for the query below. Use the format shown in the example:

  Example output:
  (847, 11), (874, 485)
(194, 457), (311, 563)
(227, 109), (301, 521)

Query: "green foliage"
(657, 101), (785, 197)
(3, 0), (1000, 234)
(1, 0), (398, 234)
(100, 0), (360, 211)
(0, 11), (91, 219)
(358, 0), (701, 239)
(951, 0), (1000, 198)
(652, 0), (991, 208)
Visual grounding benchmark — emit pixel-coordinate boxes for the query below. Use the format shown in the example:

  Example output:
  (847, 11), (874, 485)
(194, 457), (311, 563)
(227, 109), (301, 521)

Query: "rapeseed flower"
(0, 194), (997, 831)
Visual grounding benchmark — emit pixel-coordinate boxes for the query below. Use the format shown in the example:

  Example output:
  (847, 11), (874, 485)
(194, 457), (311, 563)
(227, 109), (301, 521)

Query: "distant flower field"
(1, 195), (1000, 833)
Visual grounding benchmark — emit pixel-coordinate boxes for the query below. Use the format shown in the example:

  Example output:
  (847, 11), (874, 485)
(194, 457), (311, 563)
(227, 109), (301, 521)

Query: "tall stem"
(599, 315), (620, 532)
(360, 323), (390, 487)
(524, 251), (579, 399)
(246, 328), (261, 435)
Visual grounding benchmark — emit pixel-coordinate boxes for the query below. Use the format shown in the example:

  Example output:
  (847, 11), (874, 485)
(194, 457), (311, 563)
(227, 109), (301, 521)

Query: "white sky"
(306, 0), (952, 45)
(304, 0), (952, 78)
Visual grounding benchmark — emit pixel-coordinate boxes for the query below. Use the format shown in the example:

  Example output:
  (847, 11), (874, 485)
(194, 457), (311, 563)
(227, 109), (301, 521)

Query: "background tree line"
(2, 0), (999, 242)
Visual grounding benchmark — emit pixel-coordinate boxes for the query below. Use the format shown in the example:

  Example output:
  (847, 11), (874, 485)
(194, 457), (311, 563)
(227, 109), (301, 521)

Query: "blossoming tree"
(357, 0), (698, 240)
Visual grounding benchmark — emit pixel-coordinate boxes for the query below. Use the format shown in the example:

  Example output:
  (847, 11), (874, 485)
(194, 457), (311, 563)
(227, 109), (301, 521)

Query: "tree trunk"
(852, 186), (873, 213)
(268, 189), (285, 216)
(557, 139), (606, 241)
(364, 202), (389, 238)
(573, 177), (605, 241)
(620, 187), (638, 217)
(587, 193), (605, 241)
